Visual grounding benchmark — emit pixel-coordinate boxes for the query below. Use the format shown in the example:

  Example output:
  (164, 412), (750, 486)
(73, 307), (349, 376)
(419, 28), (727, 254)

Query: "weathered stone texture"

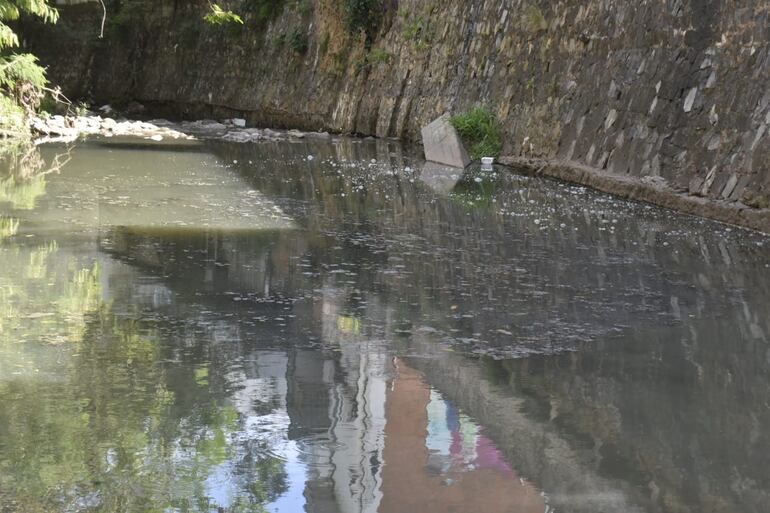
(421, 114), (471, 168)
(20, 0), (770, 213)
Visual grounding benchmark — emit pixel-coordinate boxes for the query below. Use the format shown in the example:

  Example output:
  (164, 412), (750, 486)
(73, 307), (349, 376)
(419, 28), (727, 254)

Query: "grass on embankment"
(450, 106), (502, 161)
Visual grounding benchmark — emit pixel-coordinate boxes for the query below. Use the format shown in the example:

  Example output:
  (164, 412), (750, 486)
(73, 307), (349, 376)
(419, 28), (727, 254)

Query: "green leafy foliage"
(354, 48), (392, 74)
(367, 48), (392, 64)
(398, 6), (436, 51)
(288, 28), (308, 54)
(0, 1), (59, 133)
(275, 28), (309, 54)
(0, 53), (46, 90)
(403, 15), (426, 40)
(0, 0), (58, 50)
(343, 0), (380, 40)
(450, 106), (504, 161)
(0, 22), (16, 48)
(37, 90), (59, 114)
(203, 3), (244, 25)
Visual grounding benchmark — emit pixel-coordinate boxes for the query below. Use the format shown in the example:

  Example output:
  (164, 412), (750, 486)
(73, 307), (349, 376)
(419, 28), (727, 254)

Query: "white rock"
(683, 87), (698, 113)
(605, 109), (618, 130)
(709, 105), (719, 125)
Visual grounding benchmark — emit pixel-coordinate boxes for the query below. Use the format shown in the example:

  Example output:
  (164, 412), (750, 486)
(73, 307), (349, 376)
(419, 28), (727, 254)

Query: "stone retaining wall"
(20, 0), (770, 230)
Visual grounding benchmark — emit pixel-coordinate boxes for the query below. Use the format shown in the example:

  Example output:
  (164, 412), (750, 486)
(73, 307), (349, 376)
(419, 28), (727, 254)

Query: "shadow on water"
(0, 136), (769, 512)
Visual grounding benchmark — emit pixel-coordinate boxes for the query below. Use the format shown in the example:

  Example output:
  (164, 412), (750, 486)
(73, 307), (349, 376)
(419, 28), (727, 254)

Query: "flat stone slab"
(421, 114), (471, 168)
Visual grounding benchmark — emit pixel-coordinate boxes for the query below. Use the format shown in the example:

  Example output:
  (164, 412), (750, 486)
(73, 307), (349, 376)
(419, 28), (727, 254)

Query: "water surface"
(0, 136), (769, 513)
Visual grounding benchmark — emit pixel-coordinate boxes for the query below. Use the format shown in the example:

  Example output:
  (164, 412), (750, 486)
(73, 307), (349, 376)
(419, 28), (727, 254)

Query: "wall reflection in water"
(0, 137), (769, 513)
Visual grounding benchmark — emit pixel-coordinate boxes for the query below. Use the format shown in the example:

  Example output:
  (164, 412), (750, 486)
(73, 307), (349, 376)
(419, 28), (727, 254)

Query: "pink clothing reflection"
(379, 358), (545, 513)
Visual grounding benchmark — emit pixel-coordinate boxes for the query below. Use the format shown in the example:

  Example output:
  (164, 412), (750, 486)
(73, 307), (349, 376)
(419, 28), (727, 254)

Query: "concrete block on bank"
(421, 114), (471, 168)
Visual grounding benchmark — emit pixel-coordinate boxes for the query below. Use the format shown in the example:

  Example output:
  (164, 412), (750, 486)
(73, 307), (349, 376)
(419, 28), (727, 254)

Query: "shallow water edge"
(23, 114), (770, 234)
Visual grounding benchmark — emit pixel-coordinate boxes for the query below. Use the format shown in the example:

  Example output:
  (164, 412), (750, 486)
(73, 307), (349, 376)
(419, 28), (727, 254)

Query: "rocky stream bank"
(30, 114), (336, 145)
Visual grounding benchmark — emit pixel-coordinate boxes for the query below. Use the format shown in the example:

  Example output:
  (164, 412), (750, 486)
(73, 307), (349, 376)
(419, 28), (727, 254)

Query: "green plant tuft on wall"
(367, 48), (392, 64)
(343, 0), (381, 43)
(450, 106), (503, 161)
(524, 4), (547, 34)
(288, 28), (308, 54)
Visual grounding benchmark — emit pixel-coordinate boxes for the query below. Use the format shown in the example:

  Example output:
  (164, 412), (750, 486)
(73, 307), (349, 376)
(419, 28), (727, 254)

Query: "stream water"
(0, 136), (769, 513)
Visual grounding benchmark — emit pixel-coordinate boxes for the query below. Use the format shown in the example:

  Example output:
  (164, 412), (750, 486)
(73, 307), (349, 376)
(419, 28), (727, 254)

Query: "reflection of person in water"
(380, 358), (546, 513)
(426, 389), (513, 478)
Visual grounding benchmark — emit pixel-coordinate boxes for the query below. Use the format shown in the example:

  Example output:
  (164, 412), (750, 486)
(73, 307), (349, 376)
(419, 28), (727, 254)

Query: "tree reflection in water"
(0, 137), (769, 513)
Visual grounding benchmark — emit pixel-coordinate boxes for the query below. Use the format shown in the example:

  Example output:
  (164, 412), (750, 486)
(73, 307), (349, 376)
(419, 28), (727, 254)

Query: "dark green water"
(0, 136), (769, 513)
